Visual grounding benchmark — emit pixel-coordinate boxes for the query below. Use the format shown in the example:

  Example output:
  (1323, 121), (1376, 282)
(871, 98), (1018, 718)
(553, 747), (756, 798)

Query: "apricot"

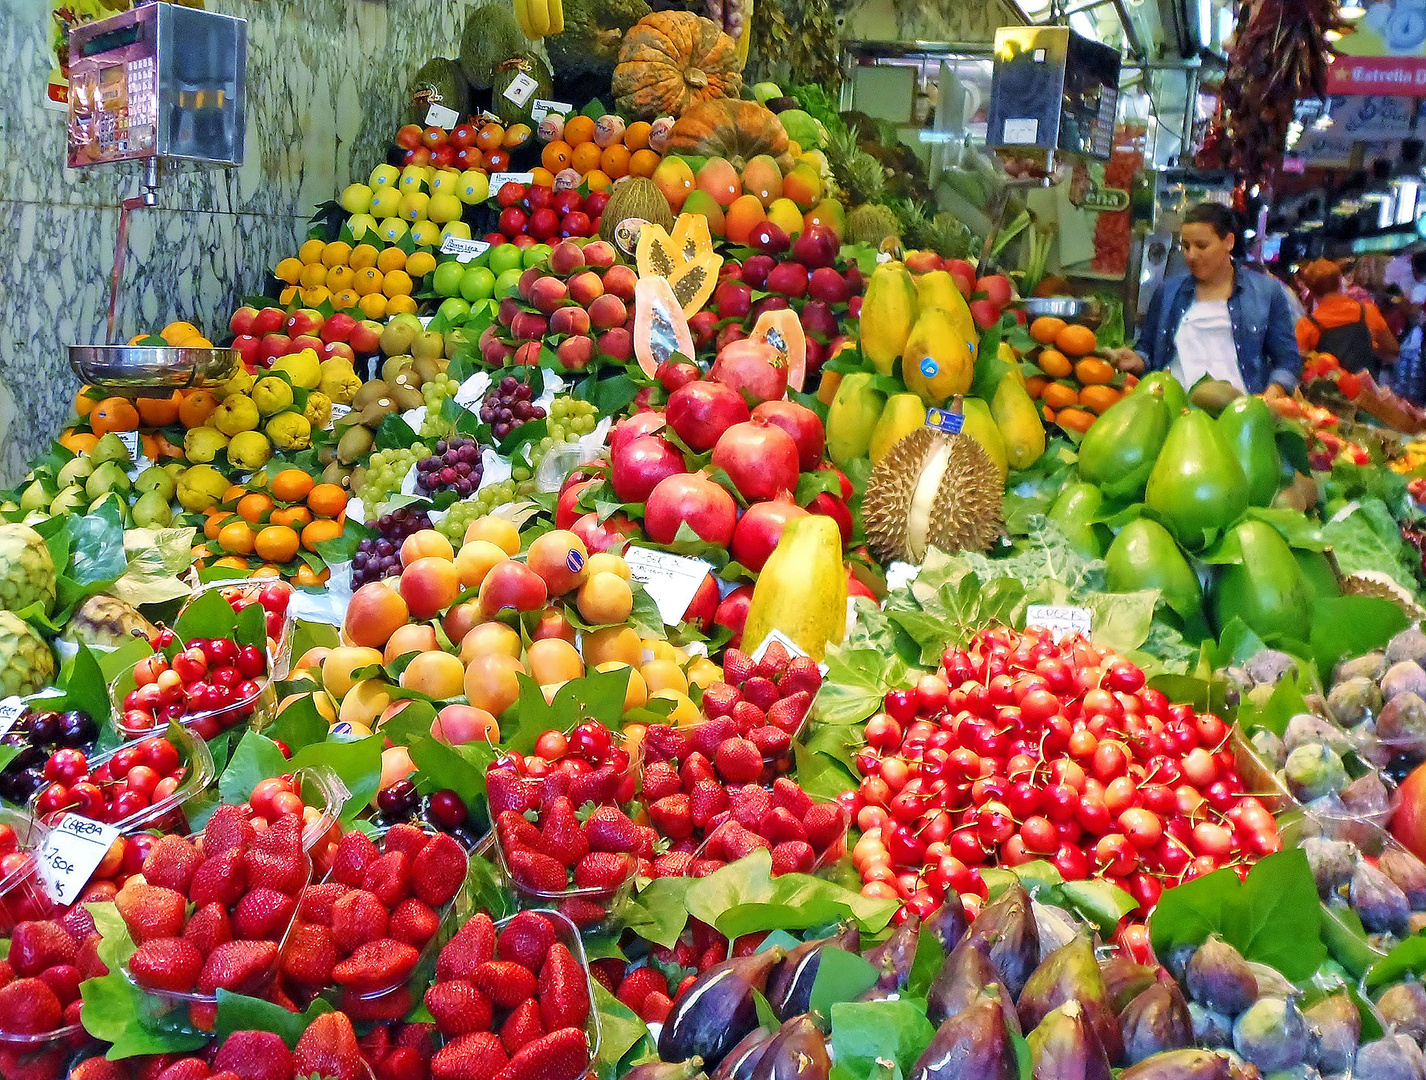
(527, 529), (589, 595)
(643, 638), (679, 664)
(344, 582), (410, 650)
(479, 560), (548, 615)
(277, 690), (336, 724)
(464, 652), (525, 716)
(296, 646), (331, 670)
(586, 553), (630, 580)
(400, 529), (454, 567)
(442, 600), (483, 645)
(582, 626), (642, 668)
(577, 571), (633, 624)
(400, 650), (466, 699)
(321, 646), (384, 700)
(596, 660), (647, 711)
(338, 679), (392, 727)
(531, 607), (577, 645)
(454, 540), (508, 590)
(652, 688), (700, 726)
(400, 556), (461, 619)
(431, 703), (499, 746)
(687, 657), (722, 689)
(464, 515), (521, 555)
(384, 623), (439, 664)
(374, 746), (417, 807)
(459, 621), (522, 664)
(528, 638), (584, 686)
(640, 658), (688, 695)
(376, 699), (413, 729)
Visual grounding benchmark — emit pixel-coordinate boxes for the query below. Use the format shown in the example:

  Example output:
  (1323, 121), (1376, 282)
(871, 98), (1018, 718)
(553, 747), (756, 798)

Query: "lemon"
(252, 376), (295, 417)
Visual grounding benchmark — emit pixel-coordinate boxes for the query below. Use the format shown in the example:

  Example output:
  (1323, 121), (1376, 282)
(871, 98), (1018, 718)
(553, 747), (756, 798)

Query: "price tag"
(749, 628), (810, 663)
(425, 102), (460, 130)
(440, 236), (491, 264)
(1003, 117), (1040, 145)
(623, 547), (712, 626)
(479, 110), (501, 124)
(114, 429), (152, 469)
(326, 403), (351, 431)
(530, 99), (574, 122)
(503, 71), (539, 107)
(1025, 604), (1092, 641)
(489, 172), (535, 199)
(454, 372), (491, 409)
(925, 407), (964, 434)
(0, 697), (24, 738)
(37, 814), (121, 906)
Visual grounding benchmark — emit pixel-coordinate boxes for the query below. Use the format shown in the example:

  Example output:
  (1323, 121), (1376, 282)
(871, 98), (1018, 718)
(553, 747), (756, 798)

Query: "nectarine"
(400, 650), (466, 699)
(464, 652), (525, 716)
(344, 583), (410, 650)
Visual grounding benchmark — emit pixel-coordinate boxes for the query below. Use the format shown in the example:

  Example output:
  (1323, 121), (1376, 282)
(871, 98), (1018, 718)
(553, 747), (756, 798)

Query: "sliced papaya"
(633, 276), (695, 378)
(749, 308), (807, 391)
(670, 213), (714, 262)
(636, 216), (722, 318)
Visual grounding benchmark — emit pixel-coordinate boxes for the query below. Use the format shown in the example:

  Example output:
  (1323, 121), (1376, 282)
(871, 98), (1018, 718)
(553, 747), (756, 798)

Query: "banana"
(526, 0), (552, 37)
(735, 0), (753, 67)
(547, 0), (564, 34)
(513, 0), (537, 39)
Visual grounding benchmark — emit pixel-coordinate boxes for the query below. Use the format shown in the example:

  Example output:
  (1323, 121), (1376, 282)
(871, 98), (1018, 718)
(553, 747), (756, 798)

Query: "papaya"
(1105, 518), (1202, 624)
(632, 277), (695, 378)
(1294, 547), (1341, 599)
(859, 262), (918, 378)
(960, 398), (1008, 479)
(990, 376), (1045, 471)
(1133, 371), (1187, 414)
(869, 393), (927, 464)
(1210, 520), (1314, 642)
(1216, 395), (1281, 507)
(826, 372), (885, 466)
(1048, 482), (1111, 560)
(1076, 386), (1170, 501)
(1144, 409), (1248, 549)
(748, 309), (807, 391)
(902, 308), (974, 407)
(742, 515), (847, 660)
(916, 271), (978, 362)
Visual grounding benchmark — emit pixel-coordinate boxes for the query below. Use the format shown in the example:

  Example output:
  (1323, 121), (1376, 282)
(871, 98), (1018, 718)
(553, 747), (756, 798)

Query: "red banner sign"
(1328, 56), (1426, 97)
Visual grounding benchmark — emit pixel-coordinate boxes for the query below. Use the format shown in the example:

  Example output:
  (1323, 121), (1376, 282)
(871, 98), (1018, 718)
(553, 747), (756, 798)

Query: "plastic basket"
(0, 808), (51, 934)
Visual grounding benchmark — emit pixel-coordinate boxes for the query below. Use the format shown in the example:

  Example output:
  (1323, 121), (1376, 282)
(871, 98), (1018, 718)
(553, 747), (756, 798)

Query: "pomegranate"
(682, 572), (721, 631)
(657, 360), (701, 393)
(711, 420), (800, 503)
(571, 510), (638, 554)
(807, 491), (853, 544)
(610, 410), (667, 457)
(751, 400), (825, 472)
(556, 477), (599, 530)
(644, 473), (737, 547)
(1394, 761), (1426, 860)
(731, 497), (809, 572)
(714, 584), (755, 649)
(709, 339), (788, 406)
(611, 435), (684, 504)
(666, 381), (750, 452)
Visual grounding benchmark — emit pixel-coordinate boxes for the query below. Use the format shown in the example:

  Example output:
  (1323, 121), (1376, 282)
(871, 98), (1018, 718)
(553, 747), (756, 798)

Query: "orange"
(271, 505), (314, 529)
(564, 115), (596, 146)
(74, 387), (98, 418)
(59, 431), (98, 455)
(331, 289), (360, 311)
(1055, 324), (1098, 358)
(542, 141), (574, 173)
(406, 251), (436, 278)
(353, 267), (384, 295)
(299, 239), (326, 264)
(222, 484), (247, 505)
(350, 244), (380, 270)
(570, 142), (602, 174)
(160, 321), (202, 346)
(298, 263), (327, 289)
(1056, 407), (1096, 433)
(386, 295), (418, 316)
(90, 397), (140, 435)
(274, 258), (303, 285)
(1029, 316), (1066, 346)
(475, 123), (504, 151)
(382, 269), (413, 297)
(301, 518), (344, 553)
(294, 564), (331, 587)
(359, 293), (388, 319)
(1078, 385), (1122, 414)
(213, 555), (251, 571)
(307, 483), (349, 519)
(279, 285), (300, 305)
(271, 468), (315, 503)
(628, 149), (660, 178)
(300, 286), (331, 308)
(1042, 404), (1057, 423)
(255, 525), (301, 564)
(135, 391), (183, 427)
(237, 492), (274, 524)
(583, 170), (612, 192)
(530, 167), (555, 189)
(1036, 348), (1072, 378)
(1074, 357), (1115, 385)
(218, 520), (257, 556)
(600, 144), (631, 179)
(141, 434), (161, 461)
(376, 247), (407, 273)
(325, 265), (355, 294)
(1042, 383), (1079, 411)
(204, 511), (232, 542)
(624, 121), (652, 150)
(321, 241), (352, 268)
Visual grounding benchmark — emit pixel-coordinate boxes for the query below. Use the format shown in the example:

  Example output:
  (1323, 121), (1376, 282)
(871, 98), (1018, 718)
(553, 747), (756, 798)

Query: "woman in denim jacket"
(1110, 203), (1302, 398)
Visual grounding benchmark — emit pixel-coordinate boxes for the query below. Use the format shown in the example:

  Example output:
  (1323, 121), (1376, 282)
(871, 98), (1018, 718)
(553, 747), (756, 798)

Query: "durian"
(846, 204), (901, 247)
(1343, 571), (1426, 620)
(863, 427), (1004, 564)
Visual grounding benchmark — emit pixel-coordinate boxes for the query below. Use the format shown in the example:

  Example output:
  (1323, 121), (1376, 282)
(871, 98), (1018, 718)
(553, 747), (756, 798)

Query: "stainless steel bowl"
(69, 345), (239, 393)
(1015, 297), (1106, 328)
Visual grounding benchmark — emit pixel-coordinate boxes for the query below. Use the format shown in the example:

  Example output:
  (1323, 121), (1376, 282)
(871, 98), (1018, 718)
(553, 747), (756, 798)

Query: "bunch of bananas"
(514, 0), (563, 38)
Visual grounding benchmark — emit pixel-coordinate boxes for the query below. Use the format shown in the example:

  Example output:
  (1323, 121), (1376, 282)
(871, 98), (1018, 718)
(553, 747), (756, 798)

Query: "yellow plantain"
(527, 0), (551, 37)
(513, 0), (537, 39)
(735, 0), (753, 66)
(547, 0), (564, 34)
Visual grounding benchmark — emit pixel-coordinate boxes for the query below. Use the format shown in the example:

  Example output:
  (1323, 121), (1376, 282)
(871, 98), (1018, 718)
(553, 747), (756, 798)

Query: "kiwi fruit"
(390, 385), (424, 412)
(382, 356), (413, 384)
(352, 380), (392, 409)
(322, 460), (354, 487)
(336, 424), (375, 464)
(411, 354), (446, 384)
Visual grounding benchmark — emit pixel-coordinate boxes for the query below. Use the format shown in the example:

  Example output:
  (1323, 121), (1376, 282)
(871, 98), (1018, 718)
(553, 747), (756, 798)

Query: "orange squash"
(748, 309), (807, 391)
(667, 99), (791, 171)
(633, 277), (695, 377)
(613, 12), (743, 120)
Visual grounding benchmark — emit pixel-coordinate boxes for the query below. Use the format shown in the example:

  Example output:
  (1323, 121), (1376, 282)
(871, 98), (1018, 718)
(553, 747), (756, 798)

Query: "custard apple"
(0, 611), (54, 697)
(0, 523), (55, 616)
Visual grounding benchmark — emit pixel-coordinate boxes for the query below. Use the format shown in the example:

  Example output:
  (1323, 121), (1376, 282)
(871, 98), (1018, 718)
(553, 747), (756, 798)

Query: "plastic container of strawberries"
(492, 823), (635, 934)
(0, 808), (53, 934)
(645, 705), (809, 787)
(691, 791), (849, 878)
(0, 1023), (89, 1075)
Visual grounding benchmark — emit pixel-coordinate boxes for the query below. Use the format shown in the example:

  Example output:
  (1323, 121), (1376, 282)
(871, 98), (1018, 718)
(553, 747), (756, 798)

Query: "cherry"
(69, 781), (107, 819)
(141, 736), (181, 775)
(536, 730), (569, 761)
(883, 689), (917, 724)
(125, 765), (160, 800)
(1019, 815), (1057, 854)
(259, 583), (292, 615)
(44, 748), (89, 786)
(36, 782), (70, 815)
(427, 788), (468, 829)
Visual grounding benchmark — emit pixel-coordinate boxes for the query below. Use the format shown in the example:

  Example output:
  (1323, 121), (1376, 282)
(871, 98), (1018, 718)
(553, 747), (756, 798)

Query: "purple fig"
(1354, 1033), (1426, 1080)
(909, 989), (1020, 1080)
(1119, 977), (1194, 1064)
(863, 913), (920, 990)
(1379, 980), (1426, 1042)
(711, 1030), (773, 1080)
(1017, 935), (1123, 1064)
(1184, 936), (1257, 1015)
(1305, 991), (1360, 1073)
(749, 1015), (831, 1080)
(658, 948), (786, 1069)
(767, 925), (861, 1020)
(1118, 1049), (1235, 1080)
(1027, 1000), (1113, 1080)
(1379, 848), (1426, 907)
(1099, 956), (1159, 1013)
(927, 939), (1019, 1035)
(1353, 861), (1412, 935)
(924, 894), (968, 953)
(963, 884), (1040, 998)
(624, 1062), (708, 1080)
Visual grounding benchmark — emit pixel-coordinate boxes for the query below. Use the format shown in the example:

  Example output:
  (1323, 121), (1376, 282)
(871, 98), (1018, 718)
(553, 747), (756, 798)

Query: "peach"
(338, 679), (392, 727)
(479, 559), (548, 615)
(459, 621), (522, 664)
(399, 529), (454, 567)
(464, 652), (524, 716)
(400, 556), (461, 619)
(322, 645), (385, 700)
(596, 660), (648, 711)
(527, 529), (589, 595)
(582, 240), (617, 268)
(576, 571), (633, 624)
(696, 157), (742, 207)
(384, 623), (438, 664)
(344, 583), (410, 650)
(511, 311), (549, 342)
(588, 294), (627, 331)
(455, 540), (508, 590)
(531, 607), (576, 644)
(582, 625), (642, 668)
(530, 276), (570, 315)
(586, 553), (630, 580)
(549, 239), (586, 276)
(442, 600), (483, 644)
(600, 264), (637, 303)
(725, 195), (767, 245)
(431, 703), (500, 746)
(599, 328), (634, 362)
(567, 271), (605, 308)
(464, 516), (521, 555)
(374, 746), (417, 807)
(550, 306), (591, 337)
(528, 638), (584, 686)
(400, 650), (466, 699)
(296, 646), (331, 670)
(277, 690), (336, 724)
(652, 156), (695, 211)
(557, 336), (595, 370)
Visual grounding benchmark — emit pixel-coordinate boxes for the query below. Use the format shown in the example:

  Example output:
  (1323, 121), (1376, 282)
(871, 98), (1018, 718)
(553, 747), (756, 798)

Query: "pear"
(89, 431), (133, 467)
(135, 465), (177, 501)
(50, 486), (87, 515)
(162, 461), (185, 481)
(132, 489), (173, 528)
(379, 319), (419, 357)
(89, 491), (131, 525)
(19, 481), (54, 513)
(85, 461), (131, 501)
(57, 456), (94, 488)
(411, 330), (445, 362)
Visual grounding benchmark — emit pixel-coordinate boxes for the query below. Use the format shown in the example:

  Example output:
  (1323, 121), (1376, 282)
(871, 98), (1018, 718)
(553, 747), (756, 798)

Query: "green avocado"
(1145, 409), (1248, 548)
(1076, 384), (1171, 501)
(1217, 395), (1281, 507)
(1210, 520), (1314, 641)
(1105, 517), (1203, 623)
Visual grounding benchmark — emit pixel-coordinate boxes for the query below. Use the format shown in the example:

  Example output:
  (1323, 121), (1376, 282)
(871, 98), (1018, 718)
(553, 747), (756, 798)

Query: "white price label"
(440, 236), (492, 264)
(479, 110), (501, 124)
(1002, 118), (1040, 145)
(749, 628), (810, 663)
(425, 102), (460, 129)
(623, 546), (712, 626)
(489, 172), (535, 199)
(0, 697), (24, 738)
(326, 403), (351, 431)
(115, 429), (151, 469)
(503, 71), (540, 107)
(1025, 604), (1092, 641)
(454, 372), (491, 409)
(530, 99), (574, 122)
(37, 814), (121, 906)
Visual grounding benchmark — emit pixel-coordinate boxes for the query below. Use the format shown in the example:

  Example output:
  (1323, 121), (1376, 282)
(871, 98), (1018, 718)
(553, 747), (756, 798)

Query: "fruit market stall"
(11, 2), (1426, 1079)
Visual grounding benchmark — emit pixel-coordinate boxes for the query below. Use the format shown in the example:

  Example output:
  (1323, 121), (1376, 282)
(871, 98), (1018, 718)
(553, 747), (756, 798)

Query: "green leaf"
(217, 731), (289, 804)
(621, 877), (695, 948)
(59, 642), (113, 724)
(260, 694), (329, 755)
(175, 588), (239, 643)
(1325, 903), (1386, 980)
(1309, 595), (1409, 681)
(287, 735), (383, 822)
(1059, 879), (1139, 936)
(809, 947), (881, 1014)
(830, 999), (936, 1078)
(1366, 931), (1426, 989)
(906, 923), (948, 998)
(213, 990), (331, 1047)
(233, 601), (267, 652)
(592, 982), (650, 1072)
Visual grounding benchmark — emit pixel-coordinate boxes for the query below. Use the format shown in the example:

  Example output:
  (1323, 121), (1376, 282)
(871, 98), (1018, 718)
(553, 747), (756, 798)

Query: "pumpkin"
(613, 11), (743, 120)
(666, 98), (791, 171)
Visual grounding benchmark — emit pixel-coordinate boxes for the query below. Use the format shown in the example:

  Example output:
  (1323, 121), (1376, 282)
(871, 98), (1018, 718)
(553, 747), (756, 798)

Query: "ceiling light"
(1340, 3), (1367, 17)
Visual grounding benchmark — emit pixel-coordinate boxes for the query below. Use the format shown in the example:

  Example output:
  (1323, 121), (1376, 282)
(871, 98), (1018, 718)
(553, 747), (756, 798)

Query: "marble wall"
(0, 0), (477, 486)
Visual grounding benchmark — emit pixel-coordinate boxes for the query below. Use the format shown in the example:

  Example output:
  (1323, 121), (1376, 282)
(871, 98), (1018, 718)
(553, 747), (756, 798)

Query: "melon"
(599, 176), (675, 250)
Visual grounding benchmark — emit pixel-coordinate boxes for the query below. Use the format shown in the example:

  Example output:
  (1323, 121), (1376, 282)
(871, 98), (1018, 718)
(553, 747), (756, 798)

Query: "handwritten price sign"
(37, 814), (121, 905)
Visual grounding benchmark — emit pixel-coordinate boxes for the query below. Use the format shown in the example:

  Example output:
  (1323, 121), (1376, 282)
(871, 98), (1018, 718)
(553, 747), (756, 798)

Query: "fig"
(1184, 936), (1258, 1015)
(1352, 862), (1411, 935)
(1100, 956), (1159, 1013)
(963, 884), (1040, 998)
(1377, 691), (1426, 748)
(1328, 675), (1383, 727)
(1305, 992), (1359, 1074)
(1283, 713), (1354, 756)
(1283, 742), (1347, 802)
(1119, 1049), (1235, 1080)
(711, 1029), (772, 1080)
(1340, 771), (1393, 816)
(1385, 625), (1426, 666)
(1379, 848), (1426, 908)
(1243, 961), (1296, 999)
(1035, 902), (1081, 959)
(1302, 837), (1357, 898)
(863, 914), (920, 991)
(1384, 660), (1426, 701)
(1017, 935), (1123, 1063)
(1354, 1034), (1426, 1080)
(1027, 1000), (1113, 1080)
(1249, 729), (1286, 768)
(1187, 1003), (1232, 1048)
(1119, 977), (1194, 1064)
(658, 948), (786, 1069)
(1231, 996), (1310, 1072)
(1335, 650), (1387, 684)
(767, 926), (861, 1020)
(909, 989), (1019, 1080)
(625, 1063), (709, 1080)
(1246, 649), (1299, 686)
(1161, 944), (1199, 982)
(927, 939), (1018, 1033)
(923, 894), (968, 953)
(748, 1015), (830, 1080)
(1379, 981), (1426, 1041)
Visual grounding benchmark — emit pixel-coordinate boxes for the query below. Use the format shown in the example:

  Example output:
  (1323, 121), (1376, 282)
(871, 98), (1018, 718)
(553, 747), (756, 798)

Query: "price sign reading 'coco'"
(37, 813), (121, 905)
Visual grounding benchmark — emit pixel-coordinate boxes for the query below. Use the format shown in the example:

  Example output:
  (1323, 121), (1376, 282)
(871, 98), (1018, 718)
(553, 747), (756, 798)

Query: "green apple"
(429, 169), (462, 197)
(432, 261), (465, 297)
(460, 265), (497, 301)
(456, 170), (490, 205)
(369, 164), (400, 189)
(339, 183), (373, 215)
(488, 244), (523, 276)
(399, 191), (430, 222)
(370, 186), (402, 219)
(523, 244), (551, 270)
(428, 193), (463, 225)
(494, 266), (523, 300)
(347, 213), (378, 239)
(377, 217), (409, 243)
(398, 166), (430, 194)
(438, 297), (472, 323)
(441, 221), (473, 242)
(411, 220), (442, 247)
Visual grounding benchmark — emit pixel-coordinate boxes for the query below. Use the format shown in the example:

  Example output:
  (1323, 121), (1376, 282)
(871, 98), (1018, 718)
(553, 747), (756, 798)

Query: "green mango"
(1293, 548), (1341, 599)
(1211, 520), (1314, 641)
(1047, 482), (1111, 560)
(1217, 396), (1281, 506)
(1145, 409), (1248, 548)
(1133, 371), (1188, 414)
(1076, 386), (1171, 501)
(1105, 518), (1202, 622)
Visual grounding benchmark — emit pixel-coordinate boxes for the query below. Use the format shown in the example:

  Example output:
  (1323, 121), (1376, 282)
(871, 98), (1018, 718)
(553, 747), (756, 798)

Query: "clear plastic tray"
(644, 707), (809, 787)
(492, 823), (634, 933)
(0, 1024), (88, 1073)
(691, 791), (848, 877)
(0, 808), (51, 934)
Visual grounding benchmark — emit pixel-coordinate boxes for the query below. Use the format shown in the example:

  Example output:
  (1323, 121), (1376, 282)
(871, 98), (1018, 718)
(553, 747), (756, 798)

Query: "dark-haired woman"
(1110, 203), (1302, 396)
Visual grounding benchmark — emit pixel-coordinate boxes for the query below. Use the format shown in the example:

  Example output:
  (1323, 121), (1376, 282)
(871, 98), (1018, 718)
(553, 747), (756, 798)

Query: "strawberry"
(680, 751), (716, 787)
(690, 716), (737, 758)
(507, 848), (569, 892)
(730, 700), (767, 734)
(184, 902), (233, 954)
(298, 881), (347, 926)
(211, 1072), (244, 1080)
(362, 850), (413, 908)
(500, 998), (545, 1055)
(377, 1047), (425, 1080)
(641, 991), (674, 1024)
(197, 939), (278, 995)
(0, 958), (10, 987)
(538, 942), (590, 1031)
(389, 897), (441, 947)
(742, 675), (780, 711)
(9, 920), (77, 975)
(280, 921), (338, 986)
(153, 1057), (209, 1080)
(189, 849), (248, 910)
(485, 769), (538, 816)
(589, 957), (623, 992)
(582, 805), (642, 853)
(412, 832), (468, 907)
(777, 656), (821, 698)
(755, 640), (791, 680)
(61, 903), (97, 942)
(717, 823), (770, 861)
(652, 851), (695, 877)
(469, 960), (539, 1008)
(641, 761), (682, 802)
(760, 806), (808, 845)
(496, 811), (543, 851)
(0, 977), (60, 1033)
(395, 1021), (438, 1058)
(771, 777), (813, 819)
(383, 822), (432, 862)
(331, 888), (389, 953)
(497, 911), (558, 970)
(648, 794), (693, 840)
(70, 1057), (128, 1080)
(643, 724), (690, 763)
(493, 1026), (588, 1080)
(633, 825), (659, 859)
(768, 690), (812, 734)
(689, 778), (728, 828)
(329, 830), (379, 887)
(540, 797), (589, 867)
(115, 883), (188, 944)
(76, 934), (108, 979)
(803, 802), (847, 851)
(36, 963), (80, 1005)
(142, 835), (202, 895)
(722, 648), (755, 686)
(771, 840), (815, 875)
(727, 785), (772, 829)
(436, 913), (495, 981)
(698, 940), (727, 968)
(203, 805), (256, 857)
(701, 682), (742, 719)
(748, 725), (791, 759)
(566, 763), (619, 808)
(430, 1031), (508, 1080)
(231, 886), (296, 941)
(573, 852), (634, 890)
(333, 938), (419, 989)
(715, 738), (763, 784)
(212, 1030), (293, 1080)
(129, 937), (203, 993)
(293, 1011), (366, 1080)
(253, 814), (302, 858)
(246, 848), (307, 896)
(615, 966), (667, 1013)
(425, 980), (493, 1037)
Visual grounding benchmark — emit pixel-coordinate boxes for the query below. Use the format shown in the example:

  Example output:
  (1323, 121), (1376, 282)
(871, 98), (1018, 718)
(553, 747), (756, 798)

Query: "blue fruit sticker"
(920, 357), (939, 378)
(566, 549), (585, 574)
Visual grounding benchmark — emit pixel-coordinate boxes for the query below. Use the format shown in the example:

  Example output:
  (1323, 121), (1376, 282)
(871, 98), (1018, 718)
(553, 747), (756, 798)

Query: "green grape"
(355, 443), (429, 511)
